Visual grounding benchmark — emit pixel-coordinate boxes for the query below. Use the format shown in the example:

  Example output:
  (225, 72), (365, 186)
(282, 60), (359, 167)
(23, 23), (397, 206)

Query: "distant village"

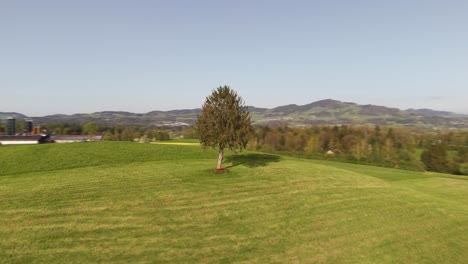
(0, 117), (101, 145)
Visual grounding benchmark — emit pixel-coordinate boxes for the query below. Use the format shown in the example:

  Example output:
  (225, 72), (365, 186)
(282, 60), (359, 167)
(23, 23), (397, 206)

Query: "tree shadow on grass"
(225, 153), (282, 168)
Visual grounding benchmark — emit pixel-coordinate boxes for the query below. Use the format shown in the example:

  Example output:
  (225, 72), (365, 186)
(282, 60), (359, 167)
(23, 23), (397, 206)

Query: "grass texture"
(0, 142), (467, 263)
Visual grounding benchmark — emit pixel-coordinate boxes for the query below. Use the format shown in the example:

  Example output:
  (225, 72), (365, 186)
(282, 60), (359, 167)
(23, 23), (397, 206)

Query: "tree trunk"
(217, 148), (224, 169)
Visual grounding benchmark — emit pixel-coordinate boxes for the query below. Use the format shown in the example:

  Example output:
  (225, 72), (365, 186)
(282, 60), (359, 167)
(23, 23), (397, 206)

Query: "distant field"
(151, 140), (200, 146)
(0, 142), (467, 263)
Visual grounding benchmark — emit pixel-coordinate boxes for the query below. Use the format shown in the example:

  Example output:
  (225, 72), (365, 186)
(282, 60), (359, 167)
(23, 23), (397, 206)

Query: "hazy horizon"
(2, 98), (468, 118)
(1, 1), (467, 116)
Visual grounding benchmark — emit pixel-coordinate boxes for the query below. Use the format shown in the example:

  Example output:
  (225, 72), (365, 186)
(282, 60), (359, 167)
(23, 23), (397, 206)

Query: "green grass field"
(0, 142), (467, 263)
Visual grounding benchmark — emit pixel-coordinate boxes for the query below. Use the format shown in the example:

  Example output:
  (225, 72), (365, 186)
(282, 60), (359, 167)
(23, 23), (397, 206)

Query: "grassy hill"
(0, 142), (467, 263)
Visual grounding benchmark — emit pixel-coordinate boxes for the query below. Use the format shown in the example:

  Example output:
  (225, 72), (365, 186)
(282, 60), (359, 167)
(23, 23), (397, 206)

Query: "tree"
(82, 122), (98, 140)
(304, 135), (320, 156)
(421, 143), (449, 173)
(195, 86), (253, 170)
(382, 138), (398, 167)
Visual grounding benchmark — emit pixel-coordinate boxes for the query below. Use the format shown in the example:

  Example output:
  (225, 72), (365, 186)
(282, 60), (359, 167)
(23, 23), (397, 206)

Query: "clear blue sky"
(1, 0), (467, 116)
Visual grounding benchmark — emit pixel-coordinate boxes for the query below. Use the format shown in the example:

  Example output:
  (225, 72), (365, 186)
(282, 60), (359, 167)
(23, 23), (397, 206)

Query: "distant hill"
(1, 99), (467, 128)
(0, 112), (28, 119)
(405, 108), (466, 118)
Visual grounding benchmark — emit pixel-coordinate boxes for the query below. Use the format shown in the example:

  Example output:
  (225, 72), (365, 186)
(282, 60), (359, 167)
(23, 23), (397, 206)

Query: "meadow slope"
(0, 142), (467, 263)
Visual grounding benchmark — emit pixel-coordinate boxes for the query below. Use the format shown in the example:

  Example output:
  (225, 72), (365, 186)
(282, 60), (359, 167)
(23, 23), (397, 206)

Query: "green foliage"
(196, 86), (253, 151)
(82, 122), (99, 138)
(421, 143), (450, 173)
(181, 128), (199, 139)
(196, 86), (253, 168)
(455, 147), (468, 163)
(460, 163), (468, 175)
(151, 130), (170, 141)
(251, 125), (425, 171)
(250, 125), (468, 174)
(0, 143), (467, 263)
(99, 126), (171, 142)
(42, 123), (83, 135)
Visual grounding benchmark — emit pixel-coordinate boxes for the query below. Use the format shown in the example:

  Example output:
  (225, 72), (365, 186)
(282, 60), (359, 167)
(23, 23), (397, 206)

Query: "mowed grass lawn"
(0, 142), (467, 263)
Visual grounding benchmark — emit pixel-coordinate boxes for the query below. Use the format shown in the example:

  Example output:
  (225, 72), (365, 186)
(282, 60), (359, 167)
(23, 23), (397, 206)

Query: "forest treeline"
(247, 125), (468, 175)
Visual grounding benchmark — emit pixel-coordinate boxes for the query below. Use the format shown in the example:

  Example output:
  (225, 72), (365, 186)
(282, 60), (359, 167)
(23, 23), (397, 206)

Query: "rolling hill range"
(0, 142), (467, 263)
(1, 99), (468, 128)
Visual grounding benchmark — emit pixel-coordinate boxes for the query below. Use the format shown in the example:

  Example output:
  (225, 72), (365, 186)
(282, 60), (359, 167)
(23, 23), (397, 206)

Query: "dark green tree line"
(250, 125), (468, 175)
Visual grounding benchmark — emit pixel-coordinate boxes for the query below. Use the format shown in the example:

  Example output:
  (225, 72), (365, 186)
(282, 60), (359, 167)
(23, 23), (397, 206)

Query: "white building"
(51, 135), (103, 143)
(0, 135), (46, 145)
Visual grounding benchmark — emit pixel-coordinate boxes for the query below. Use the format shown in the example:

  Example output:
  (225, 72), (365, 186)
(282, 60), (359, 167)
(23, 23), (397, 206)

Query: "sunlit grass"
(151, 141), (200, 146)
(0, 141), (215, 176)
(0, 142), (467, 263)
